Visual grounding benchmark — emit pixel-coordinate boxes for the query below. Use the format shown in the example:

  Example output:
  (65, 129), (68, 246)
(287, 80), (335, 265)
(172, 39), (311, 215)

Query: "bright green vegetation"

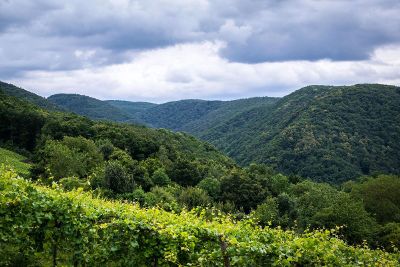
(0, 148), (30, 176)
(0, 81), (60, 111)
(1, 169), (399, 267)
(48, 94), (134, 122)
(200, 84), (400, 183)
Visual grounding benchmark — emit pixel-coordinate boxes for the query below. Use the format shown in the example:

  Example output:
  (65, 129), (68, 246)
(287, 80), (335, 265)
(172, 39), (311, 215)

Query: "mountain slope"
(181, 97), (279, 136)
(0, 81), (60, 111)
(136, 97), (279, 134)
(1, 88), (233, 168)
(203, 84), (400, 183)
(137, 99), (225, 129)
(48, 94), (132, 122)
(105, 100), (157, 117)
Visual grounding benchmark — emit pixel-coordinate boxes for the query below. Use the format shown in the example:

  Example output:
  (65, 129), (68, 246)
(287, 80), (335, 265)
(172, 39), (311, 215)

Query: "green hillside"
(137, 99), (225, 129)
(0, 89), (233, 180)
(0, 81), (60, 111)
(48, 94), (133, 122)
(180, 97), (279, 135)
(0, 148), (30, 176)
(106, 100), (157, 117)
(202, 84), (400, 183)
(136, 97), (278, 134)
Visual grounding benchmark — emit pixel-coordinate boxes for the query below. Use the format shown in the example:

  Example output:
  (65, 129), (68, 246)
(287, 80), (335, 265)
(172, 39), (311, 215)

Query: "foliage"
(200, 84), (400, 183)
(178, 187), (211, 210)
(105, 100), (157, 117)
(151, 168), (171, 186)
(220, 170), (267, 212)
(1, 169), (399, 267)
(0, 148), (30, 176)
(197, 177), (221, 199)
(348, 175), (400, 224)
(2, 81), (400, 252)
(48, 94), (133, 122)
(252, 197), (279, 227)
(0, 81), (60, 111)
(310, 193), (379, 244)
(38, 136), (102, 180)
(104, 161), (134, 194)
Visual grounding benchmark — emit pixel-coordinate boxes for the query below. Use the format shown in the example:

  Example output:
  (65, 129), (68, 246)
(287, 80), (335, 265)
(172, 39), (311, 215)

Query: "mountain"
(137, 99), (225, 129)
(0, 81), (60, 111)
(201, 84), (400, 183)
(48, 94), (133, 122)
(45, 92), (279, 134)
(1, 87), (233, 180)
(137, 97), (279, 134)
(105, 100), (157, 117)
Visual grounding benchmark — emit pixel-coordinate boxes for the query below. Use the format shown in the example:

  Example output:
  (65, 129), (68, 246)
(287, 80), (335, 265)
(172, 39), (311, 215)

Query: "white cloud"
(219, 19), (252, 45)
(8, 42), (400, 103)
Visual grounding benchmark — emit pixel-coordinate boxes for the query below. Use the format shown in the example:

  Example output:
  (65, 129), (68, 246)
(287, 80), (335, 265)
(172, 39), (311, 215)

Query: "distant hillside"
(45, 92), (279, 134)
(48, 94), (133, 122)
(180, 97), (279, 136)
(105, 100), (157, 117)
(137, 97), (278, 133)
(1, 87), (233, 173)
(0, 81), (60, 111)
(137, 99), (225, 129)
(202, 84), (400, 183)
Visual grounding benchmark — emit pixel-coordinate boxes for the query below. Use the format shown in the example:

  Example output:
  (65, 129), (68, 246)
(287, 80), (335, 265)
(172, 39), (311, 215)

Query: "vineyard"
(1, 167), (398, 266)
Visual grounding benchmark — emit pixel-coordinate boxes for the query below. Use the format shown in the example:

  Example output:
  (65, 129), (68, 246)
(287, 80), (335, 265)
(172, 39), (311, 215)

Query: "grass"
(0, 147), (30, 176)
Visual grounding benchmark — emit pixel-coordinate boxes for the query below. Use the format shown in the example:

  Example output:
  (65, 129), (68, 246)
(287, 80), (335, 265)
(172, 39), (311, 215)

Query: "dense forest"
(45, 83), (400, 184)
(201, 84), (400, 183)
(1, 82), (400, 265)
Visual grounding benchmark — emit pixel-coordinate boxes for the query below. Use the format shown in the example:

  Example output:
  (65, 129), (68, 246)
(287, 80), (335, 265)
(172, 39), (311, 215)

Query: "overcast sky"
(1, 0), (399, 102)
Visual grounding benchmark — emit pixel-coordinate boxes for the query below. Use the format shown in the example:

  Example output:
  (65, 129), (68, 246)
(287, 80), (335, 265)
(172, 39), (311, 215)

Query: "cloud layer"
(1, 0), (399, 102)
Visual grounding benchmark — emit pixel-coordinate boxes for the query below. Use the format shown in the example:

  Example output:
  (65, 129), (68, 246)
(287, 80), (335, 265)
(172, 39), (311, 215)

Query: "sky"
(1, 0), (399, 103)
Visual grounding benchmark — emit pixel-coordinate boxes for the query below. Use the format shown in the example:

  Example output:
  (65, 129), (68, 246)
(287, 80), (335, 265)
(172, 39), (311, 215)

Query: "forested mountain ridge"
(105, 100), (157, 117)
(139, 97), (279, 134)
(0, 81), (60, 111)
(203, 84), (400, 183)
(0, 89), (234, 181)
(48, 94), (134, 122)
(46, 92), (279, 134)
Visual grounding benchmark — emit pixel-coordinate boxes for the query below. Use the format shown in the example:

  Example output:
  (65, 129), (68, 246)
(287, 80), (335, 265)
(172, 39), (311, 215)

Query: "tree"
(178, 187), (211, 210)
(104, 161), (133, 194)
(169, 158), (202, 187)
(311, 192), (379, 244)
(252, 197), (279, 227)
(220, 170), (267, 212)
(349, 175), (400, 224)
(39, 136), (102, 180)
(151, 168), (171, 187)
(96, 139), (114, 160)
(197, 177), (221, 199)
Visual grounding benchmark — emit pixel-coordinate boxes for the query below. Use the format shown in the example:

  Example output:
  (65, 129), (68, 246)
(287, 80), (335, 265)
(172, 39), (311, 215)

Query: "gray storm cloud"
(0, 0), (399, 101)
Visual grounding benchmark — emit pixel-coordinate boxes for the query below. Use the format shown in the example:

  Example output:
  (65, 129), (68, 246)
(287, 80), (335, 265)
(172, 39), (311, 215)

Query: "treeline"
(1, 169), (398, 266)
